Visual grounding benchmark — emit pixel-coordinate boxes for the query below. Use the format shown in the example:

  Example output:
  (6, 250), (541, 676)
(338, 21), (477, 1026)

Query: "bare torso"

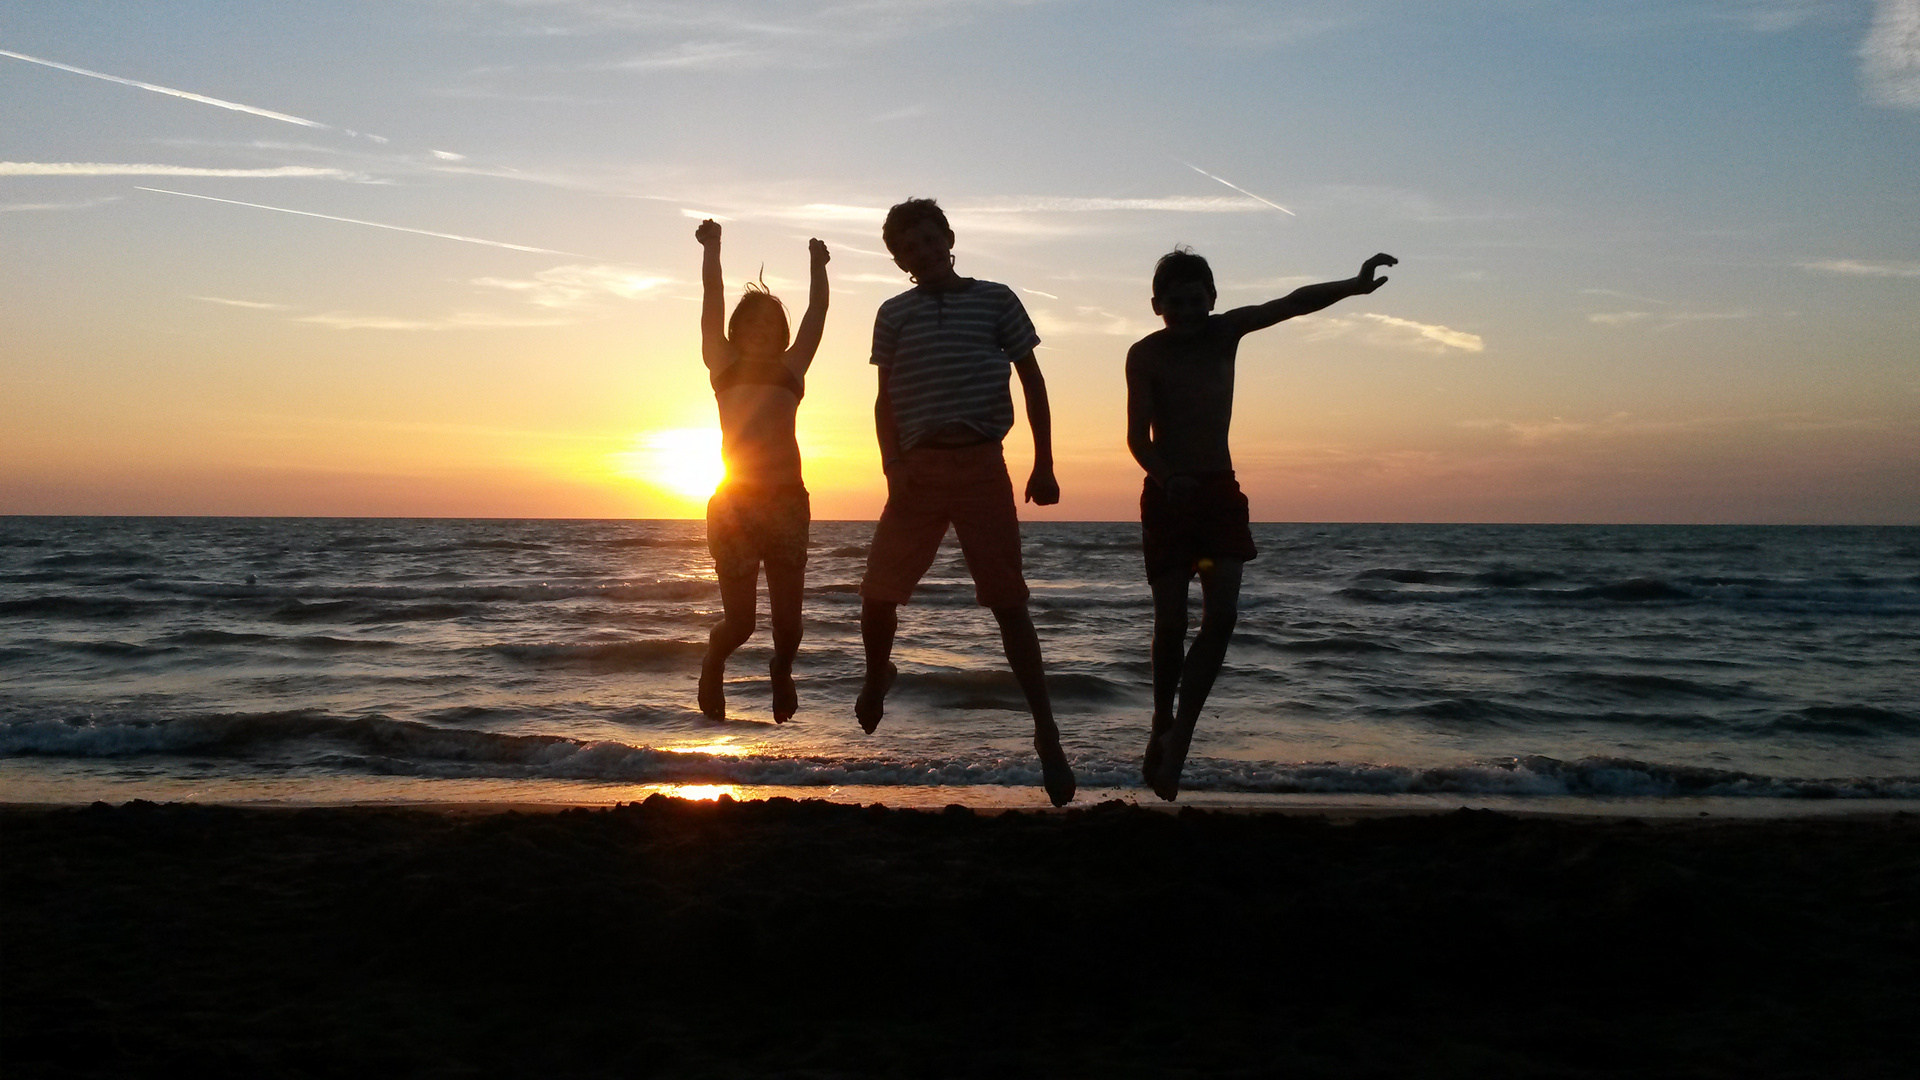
(714, 374), (803, 486)
(1128, 317), (1245, 476)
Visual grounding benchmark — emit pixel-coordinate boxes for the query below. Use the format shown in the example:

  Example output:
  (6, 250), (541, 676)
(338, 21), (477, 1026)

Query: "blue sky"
(3, 1), (1916, 521)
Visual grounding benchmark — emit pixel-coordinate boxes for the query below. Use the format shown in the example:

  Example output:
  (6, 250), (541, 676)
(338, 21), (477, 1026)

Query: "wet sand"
(5, 797), (1917, 1078)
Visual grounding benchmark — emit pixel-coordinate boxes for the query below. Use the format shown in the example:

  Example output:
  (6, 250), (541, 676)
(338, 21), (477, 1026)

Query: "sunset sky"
(4, 1), (1916, 523)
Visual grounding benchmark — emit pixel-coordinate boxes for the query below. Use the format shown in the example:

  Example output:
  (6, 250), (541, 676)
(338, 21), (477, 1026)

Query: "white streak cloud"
(0, 49), (329, 128)
(136, 187), (591, 256)
(1180, 162), (1296, 215)
(1, 162), (358, 179)
(1862, 0), (1920, 107)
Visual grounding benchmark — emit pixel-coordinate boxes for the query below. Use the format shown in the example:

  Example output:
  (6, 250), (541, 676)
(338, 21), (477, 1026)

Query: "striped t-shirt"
(870, 279), (1041, 451)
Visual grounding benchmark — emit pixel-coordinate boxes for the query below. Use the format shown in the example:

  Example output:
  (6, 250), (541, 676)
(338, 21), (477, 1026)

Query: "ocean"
(3, 516), (1916, 814)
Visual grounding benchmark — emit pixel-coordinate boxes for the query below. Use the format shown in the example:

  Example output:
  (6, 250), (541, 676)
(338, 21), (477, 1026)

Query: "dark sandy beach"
(4, 798), (1917, 1078)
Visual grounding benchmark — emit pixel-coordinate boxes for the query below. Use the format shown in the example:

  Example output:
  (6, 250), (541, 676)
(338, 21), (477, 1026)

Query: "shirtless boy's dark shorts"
(1140, 471), (1258, 579)
(707, 481), (810, 579)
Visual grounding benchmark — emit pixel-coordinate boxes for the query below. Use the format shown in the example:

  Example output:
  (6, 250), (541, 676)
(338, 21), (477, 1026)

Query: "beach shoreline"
(6, 796), (1916, 1078)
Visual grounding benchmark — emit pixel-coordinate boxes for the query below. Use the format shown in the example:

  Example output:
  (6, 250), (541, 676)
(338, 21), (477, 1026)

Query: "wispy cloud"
(1180, 162), (1295, 215)
(0, 195), (122, 212)
(608, 41), (772, 71)
(1171, 3), (1362, 48)
(1, 162), (360, 179)
(1800, 257), (1920, 278)
(1580, 287), (1671, 306)
(473, 264), (675, 308)
(0, 48), (331, 128)
(1361, 314), (1484, 353)
(963, 194), (1270, 214)
(871, 104), (928, 122)
(136, 187), (592, 256)
(192, 296), (291, 311)
(1294, 312), (1484, 353)
(1588, 309), (1754, 329)
(296, 311), (575, 331)
(1028, 306), (1157, 338)
(1862, 0), (1920, 107)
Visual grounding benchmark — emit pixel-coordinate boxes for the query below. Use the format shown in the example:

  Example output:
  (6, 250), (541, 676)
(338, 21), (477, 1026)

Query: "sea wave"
(5, 712), (1916, 798)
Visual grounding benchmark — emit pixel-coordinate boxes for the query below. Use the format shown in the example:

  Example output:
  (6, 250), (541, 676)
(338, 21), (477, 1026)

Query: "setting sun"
(613, 428), (726, 501)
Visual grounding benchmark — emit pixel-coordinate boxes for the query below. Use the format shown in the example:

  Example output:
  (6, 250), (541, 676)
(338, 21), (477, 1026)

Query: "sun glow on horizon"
(612, 428), (726, 501)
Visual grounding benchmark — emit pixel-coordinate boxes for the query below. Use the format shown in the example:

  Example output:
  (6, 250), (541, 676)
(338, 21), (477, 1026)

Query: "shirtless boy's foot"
(697, 659), (726, 721)
(855, 661), (896, 734)
(1035, 720), (1076, 806)
(771, 666), (798, 724)
(1147, 722), (1193, 802)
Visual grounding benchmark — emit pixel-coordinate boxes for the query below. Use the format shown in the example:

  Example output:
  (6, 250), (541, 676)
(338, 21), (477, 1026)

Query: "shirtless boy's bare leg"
(1144, 570), (1194, 784)
(700, 570), (760, 721)
(1147, 558), (1243, 800)
(856, 598), (900, 734)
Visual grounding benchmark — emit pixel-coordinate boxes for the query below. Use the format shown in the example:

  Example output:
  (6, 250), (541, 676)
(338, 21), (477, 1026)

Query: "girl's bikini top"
(711, 360), (803, 400)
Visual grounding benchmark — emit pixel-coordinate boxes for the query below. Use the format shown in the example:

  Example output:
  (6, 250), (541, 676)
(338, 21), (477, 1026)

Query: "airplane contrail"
(1180, 161), (1296, 216)
(136, 187), (592, 257)
(1, 48), (329, 128)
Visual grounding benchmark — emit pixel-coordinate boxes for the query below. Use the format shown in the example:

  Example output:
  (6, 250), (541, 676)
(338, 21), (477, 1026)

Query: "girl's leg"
(699, 567), (759, 720)
(765, 560), (804, 722)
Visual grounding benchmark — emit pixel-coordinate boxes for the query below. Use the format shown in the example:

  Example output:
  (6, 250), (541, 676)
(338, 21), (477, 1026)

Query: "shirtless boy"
(855, 197), (1075, 807)
(1127, 247), (1397, 800)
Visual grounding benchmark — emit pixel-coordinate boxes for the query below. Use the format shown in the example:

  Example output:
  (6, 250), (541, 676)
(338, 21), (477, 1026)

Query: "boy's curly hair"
(882, 197), (950, 254)
(1152, 246), (1216, 302)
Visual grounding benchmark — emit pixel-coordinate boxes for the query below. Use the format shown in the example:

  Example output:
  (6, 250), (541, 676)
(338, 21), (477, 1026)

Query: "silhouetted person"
(855, 197), (1074, 806)
(695, 219), (829, 722)
(1129, 247), (1397, 799)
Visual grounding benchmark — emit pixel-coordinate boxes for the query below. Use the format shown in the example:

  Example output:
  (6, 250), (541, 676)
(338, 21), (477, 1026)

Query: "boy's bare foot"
(1035, 723), (1076, 806)
(771, 667), (798, 724)
(698, 659), (726, 721)
(855, 661), (896, 734)
(1143, 711), (1172, 785)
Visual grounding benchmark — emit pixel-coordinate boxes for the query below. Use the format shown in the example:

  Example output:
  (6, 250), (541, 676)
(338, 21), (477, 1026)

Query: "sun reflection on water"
(652, 784), (741, 801)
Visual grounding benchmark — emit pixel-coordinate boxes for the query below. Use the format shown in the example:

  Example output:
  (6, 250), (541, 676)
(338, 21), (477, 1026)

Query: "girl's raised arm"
(788, 238), (831, 373)
(696, 219), (728, 370)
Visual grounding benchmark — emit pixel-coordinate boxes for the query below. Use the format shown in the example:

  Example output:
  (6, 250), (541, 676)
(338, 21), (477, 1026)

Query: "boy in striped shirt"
(856, 197), (1075, 807)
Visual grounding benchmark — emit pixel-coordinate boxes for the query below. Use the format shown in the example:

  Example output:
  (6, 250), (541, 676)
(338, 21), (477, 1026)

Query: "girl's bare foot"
(855, 661), (896, 734)
(771, 666), (798, 723)
(698, 658), (726, 720)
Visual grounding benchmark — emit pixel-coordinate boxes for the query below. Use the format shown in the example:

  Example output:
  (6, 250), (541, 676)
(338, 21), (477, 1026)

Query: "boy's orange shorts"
(860, 442), (1029, 608)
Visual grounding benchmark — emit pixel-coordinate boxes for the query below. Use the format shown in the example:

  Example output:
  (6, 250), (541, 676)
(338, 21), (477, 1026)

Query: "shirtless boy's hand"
(1357, 253), (1397, 293)
(1024, 465), (1060, 506)
(696, 219), (721, 246)
(809, 237), (830, 266)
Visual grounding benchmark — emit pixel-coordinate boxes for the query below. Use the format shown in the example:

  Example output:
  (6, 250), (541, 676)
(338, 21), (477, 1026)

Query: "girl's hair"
(727, 274), (790, 352)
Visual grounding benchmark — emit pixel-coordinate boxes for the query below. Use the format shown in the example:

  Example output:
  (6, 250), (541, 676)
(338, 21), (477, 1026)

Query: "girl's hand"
(696, 219), (721, 246)
(809, 238), (830, 266)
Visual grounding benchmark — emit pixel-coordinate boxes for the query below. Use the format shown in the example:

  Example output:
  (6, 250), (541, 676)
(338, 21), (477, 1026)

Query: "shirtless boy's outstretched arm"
(1221, 253), (1398, 336)
(696, 220), (729, 370)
